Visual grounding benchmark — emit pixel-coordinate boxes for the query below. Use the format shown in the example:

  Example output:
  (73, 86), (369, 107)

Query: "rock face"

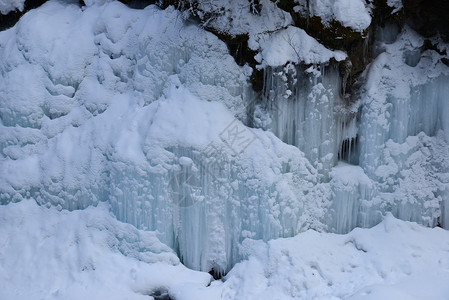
(404, 0), (449, 41)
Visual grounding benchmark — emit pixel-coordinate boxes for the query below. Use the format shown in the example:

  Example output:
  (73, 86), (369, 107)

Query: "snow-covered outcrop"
(0, 0), (333, 273)
(294, 0), (372, 32)
(0, 0), (25, 14)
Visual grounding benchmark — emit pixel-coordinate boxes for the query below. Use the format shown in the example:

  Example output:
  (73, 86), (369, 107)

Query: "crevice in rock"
(338, 136), (359, 165)
(208, 267), (226, 280)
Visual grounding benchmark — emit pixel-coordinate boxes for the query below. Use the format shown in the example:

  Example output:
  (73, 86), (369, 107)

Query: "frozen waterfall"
(0, 0), (448, 275)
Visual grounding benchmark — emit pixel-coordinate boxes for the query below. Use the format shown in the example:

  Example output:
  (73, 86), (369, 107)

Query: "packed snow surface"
(2, 200), (449, 300)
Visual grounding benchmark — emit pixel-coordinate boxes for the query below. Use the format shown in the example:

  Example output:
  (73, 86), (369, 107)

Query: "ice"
(1, 0), (449, 281)
(0, 200), (211, 300)
(358, 26), (449, 229)
(255, 63), (359, 178)
(329, 162), (373, 233)
(0, 1), (329, 273)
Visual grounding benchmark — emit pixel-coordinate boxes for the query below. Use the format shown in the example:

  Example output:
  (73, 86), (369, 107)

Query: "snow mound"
(218, 214), (449, 300)
(0, 200), (211, 300)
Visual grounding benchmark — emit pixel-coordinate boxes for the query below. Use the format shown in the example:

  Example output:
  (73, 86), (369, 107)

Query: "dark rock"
(404, 0), (449, 42)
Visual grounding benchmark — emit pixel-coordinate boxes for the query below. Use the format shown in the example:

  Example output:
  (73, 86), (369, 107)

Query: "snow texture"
(0, 0), (449, 281)
(218, 213), (449, 300)
(294, 0), (372, 32)
(188, 0), (292, 37)
(250, 25), (346, 68)
(0, 200), (211, 300)
(0, 0), (327, 273)
(358, 26), (449, 229)
(3, 200), (449, 300)
(0, 0), (24, 14)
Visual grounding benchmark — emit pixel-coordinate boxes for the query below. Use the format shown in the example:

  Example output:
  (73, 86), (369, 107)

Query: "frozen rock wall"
(0, 0), (448, 273)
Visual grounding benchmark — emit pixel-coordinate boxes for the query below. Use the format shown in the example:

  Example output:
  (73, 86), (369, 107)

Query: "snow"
(0, 0), (24, 14)
(2, 200), (449, 300)
(188, 0), (292, 37)
(219, 214), (449, 300)
(358, 26), (449, 228)
(0, 0), (326, 273)
(0, 200), (211, 300)
(0, 0), (449, 296)
(250, 25), (346, 68)
(185, 0), (347, 68)
(294, 0), (372, 32)
(387, 0), (403, 14)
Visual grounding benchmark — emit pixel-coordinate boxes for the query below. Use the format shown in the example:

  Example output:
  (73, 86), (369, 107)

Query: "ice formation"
(3, 200), (449, 300)
(357, 27), (449, 230)
(0, 200), (212, 299)
(0, 0), (326, 273)
(0, 0), (449, 277)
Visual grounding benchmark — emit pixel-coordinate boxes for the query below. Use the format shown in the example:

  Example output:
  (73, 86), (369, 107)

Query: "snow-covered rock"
(0, 0), (25, 14)
(294, 0), (372, 32)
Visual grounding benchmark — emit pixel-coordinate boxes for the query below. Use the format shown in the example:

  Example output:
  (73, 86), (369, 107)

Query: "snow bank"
(0, 200), (211, 300)
(218, 214), (449, 300)
(2, 201), (448, 300)
(294, 0), (372, 32)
